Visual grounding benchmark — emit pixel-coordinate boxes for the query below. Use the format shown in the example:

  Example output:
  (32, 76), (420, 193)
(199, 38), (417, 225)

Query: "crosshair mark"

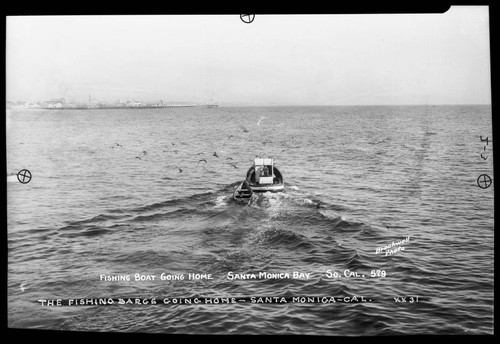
(477, 174), (492, 189)
(17, 169), (32, 184)
(240, 14), (255, 24)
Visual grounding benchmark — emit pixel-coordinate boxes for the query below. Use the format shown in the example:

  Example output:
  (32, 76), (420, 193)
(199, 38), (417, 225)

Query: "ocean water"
(6, 105), (494, 335)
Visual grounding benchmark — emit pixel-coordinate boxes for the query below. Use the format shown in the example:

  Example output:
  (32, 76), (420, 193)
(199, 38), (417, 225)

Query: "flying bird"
(135, 156), (142, 160)
(198, 159), (207, 165)
(213, 152), (219, 158)
(178, 168), (183, 173)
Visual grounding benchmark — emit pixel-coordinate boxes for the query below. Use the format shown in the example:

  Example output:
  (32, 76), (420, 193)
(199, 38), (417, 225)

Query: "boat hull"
(248, 183), (285, 193)
(233, 181), (253, 201)
(233, 181), (285, 202)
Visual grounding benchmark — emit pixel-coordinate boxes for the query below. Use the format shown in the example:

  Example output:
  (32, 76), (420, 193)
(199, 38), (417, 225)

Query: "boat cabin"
(246, 158), (283, 186)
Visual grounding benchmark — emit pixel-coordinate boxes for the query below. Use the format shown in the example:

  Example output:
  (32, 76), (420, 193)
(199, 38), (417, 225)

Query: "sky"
(6, 7), (491, 106)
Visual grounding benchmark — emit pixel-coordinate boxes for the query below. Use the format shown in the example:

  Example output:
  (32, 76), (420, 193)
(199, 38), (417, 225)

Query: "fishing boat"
(233, 158), (284, 202)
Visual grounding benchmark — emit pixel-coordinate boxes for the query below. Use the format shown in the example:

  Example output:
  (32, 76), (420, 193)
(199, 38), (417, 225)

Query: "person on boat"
(254, 165), (262, 183)
(255, 165), (270, 184)
(262, 166), (270, 177)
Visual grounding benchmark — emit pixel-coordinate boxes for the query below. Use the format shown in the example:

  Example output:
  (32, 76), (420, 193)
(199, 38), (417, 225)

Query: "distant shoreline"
(8, 104), (218, 110)
(6, 103), (491, 110)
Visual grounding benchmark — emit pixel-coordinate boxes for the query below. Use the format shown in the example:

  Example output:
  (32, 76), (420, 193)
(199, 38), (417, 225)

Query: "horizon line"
(7, 102), (492, 108)
(215, 103), (492, 107)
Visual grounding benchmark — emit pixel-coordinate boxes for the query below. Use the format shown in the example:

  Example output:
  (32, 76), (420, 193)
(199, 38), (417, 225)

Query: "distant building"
(126, 100), (145, 107)
(25, 102), (41, 108)
(7, 101), (42, 109)
(46, 98), (65, 108)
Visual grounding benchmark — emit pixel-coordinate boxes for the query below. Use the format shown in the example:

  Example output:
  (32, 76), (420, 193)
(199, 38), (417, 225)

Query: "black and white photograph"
(6, 8), (494, 336)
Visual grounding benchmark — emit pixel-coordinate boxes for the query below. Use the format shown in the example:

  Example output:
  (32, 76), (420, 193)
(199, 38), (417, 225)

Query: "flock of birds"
(109, 122), (265, 175)
(111, 140), (240, 174)
(106, 116), (292, 177)
(8, 116), (292, 179)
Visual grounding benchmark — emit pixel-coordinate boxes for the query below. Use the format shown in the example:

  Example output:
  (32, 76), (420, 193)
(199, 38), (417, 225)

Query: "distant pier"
(40, 104), (218, 110)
